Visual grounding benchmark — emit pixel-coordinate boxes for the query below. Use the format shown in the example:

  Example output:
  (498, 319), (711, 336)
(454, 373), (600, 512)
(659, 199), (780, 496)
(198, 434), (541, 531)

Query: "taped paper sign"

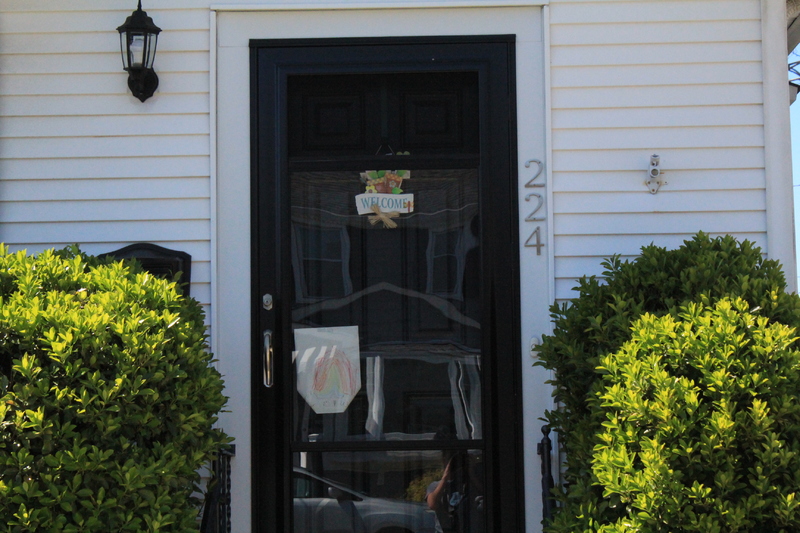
(294, 326), (361, 414)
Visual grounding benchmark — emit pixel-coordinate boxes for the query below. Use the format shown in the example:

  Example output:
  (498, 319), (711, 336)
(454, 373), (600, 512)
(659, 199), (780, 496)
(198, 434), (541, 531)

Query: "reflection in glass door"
(290, 167), (484, 532)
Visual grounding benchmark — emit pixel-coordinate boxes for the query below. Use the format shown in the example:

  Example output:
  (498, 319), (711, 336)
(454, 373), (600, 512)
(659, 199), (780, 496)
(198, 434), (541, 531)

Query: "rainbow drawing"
(294, 326), (361, 414)
(312, 346), (358, 397)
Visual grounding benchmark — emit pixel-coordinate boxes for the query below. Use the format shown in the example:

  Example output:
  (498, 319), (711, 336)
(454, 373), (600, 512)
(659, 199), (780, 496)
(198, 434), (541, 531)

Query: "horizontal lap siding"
(0, 0), (771, 309)
(549, 0), (765, 300)
(0, 2), (212, 310)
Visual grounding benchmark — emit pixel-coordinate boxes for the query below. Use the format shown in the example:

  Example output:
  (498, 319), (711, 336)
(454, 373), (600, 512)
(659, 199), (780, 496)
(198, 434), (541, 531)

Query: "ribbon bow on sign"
(368, 204), (400, 229)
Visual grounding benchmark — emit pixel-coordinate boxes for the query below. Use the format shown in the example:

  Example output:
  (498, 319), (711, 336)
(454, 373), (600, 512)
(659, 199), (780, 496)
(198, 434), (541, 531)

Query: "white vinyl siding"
(0, 2), (212, 315)
(549, 0), (767, 300)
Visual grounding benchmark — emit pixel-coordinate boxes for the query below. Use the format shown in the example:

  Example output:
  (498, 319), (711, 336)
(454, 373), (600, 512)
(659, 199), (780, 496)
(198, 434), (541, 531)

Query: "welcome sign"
(355, 193), (415, 215)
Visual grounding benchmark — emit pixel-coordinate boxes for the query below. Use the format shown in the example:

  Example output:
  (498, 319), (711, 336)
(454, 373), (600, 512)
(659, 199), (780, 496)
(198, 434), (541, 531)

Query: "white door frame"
(211, 5), (553, 531)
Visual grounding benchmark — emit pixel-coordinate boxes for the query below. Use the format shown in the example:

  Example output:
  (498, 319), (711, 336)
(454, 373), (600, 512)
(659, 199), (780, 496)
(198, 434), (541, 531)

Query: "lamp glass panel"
(129, 34), (145, 68)
(144, 34), (158, 69)
(119, 33), (128, 68)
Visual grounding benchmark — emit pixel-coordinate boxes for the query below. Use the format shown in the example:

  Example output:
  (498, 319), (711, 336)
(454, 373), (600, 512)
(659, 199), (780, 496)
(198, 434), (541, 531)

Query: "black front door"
(250, 36), (523, 533)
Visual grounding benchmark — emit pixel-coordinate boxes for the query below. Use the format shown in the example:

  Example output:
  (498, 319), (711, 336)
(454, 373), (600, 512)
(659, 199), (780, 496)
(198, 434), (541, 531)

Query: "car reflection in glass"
(293, 467), (438, 533)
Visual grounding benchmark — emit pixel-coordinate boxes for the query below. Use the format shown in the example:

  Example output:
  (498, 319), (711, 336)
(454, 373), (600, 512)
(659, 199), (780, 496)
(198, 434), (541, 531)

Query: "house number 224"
(524, 159), (545, 255)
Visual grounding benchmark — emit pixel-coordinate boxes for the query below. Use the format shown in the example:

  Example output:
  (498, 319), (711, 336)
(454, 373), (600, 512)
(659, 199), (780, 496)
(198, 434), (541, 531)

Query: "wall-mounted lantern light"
(117, 1), (161, 102)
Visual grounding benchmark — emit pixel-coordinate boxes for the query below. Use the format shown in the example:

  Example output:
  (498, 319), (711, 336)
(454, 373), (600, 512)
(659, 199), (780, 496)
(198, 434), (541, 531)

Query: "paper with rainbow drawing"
(294, 326), (361, 414)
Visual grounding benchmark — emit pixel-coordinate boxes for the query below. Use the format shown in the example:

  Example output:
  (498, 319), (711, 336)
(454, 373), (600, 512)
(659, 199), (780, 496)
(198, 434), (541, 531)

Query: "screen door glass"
(289, 166), (485, 533)
(287, 71), (485, 533)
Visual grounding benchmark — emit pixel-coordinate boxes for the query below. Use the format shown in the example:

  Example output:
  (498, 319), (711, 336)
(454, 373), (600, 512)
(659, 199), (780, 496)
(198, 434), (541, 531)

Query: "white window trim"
(426, 222), (479, 300)
(290, 223), (353, 303)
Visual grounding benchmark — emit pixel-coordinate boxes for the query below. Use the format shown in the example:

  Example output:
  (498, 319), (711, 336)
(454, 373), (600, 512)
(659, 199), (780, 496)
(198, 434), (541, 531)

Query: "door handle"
(263, 329), (274, 388)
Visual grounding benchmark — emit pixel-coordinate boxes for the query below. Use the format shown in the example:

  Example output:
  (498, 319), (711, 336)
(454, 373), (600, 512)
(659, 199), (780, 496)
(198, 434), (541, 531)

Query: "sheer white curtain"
(364, 356), (385, 439)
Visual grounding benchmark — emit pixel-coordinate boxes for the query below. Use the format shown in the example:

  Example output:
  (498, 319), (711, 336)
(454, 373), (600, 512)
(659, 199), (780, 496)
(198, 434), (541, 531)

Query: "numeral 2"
(524, 159), (544, 188)
(525, 193), (545, 222)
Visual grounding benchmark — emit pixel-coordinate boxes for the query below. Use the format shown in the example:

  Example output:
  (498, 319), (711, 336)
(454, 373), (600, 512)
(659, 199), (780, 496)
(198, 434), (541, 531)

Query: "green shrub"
(594, 299), (800, 533)
(537, 233), (800, 532)
(0, 246), (230, 532)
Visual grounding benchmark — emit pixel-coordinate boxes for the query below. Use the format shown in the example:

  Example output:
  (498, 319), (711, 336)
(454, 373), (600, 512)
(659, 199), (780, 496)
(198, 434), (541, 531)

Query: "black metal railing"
(537, 425), (555, 525)
(200, 445), (235, 533)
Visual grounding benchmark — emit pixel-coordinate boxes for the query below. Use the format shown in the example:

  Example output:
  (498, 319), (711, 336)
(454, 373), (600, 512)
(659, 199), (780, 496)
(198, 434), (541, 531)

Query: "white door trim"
(761, 0), (797, 292)
(213, 7), (552, 532)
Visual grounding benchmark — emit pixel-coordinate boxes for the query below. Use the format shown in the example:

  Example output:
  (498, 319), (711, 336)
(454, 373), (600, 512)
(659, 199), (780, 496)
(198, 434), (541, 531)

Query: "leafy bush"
(0, 246), (229, 532)
(405, 469), (443, 502)
(537, 233), (800, 532)
(594, 299), (800, 533)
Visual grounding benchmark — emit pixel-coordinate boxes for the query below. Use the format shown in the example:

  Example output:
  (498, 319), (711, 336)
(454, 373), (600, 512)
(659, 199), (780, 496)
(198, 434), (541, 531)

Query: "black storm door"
(251, 36), (523, 533)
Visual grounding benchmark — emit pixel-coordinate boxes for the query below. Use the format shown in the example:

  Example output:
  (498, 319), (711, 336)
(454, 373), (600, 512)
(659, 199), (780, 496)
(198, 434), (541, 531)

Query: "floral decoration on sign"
(361, 169), (409, 194)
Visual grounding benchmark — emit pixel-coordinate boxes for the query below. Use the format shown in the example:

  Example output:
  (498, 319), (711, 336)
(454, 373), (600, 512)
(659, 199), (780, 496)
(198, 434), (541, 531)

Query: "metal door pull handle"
(263, 329), (274, 388)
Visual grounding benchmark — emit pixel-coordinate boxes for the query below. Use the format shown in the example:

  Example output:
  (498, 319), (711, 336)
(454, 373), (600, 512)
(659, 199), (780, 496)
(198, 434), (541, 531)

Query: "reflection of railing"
(200, 445), (235, 533)
(537, 426), (555, 525)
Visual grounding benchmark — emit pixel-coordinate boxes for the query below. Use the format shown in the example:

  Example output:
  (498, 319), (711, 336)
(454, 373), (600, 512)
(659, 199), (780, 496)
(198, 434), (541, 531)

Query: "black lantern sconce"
(117, 1), (161, 102)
